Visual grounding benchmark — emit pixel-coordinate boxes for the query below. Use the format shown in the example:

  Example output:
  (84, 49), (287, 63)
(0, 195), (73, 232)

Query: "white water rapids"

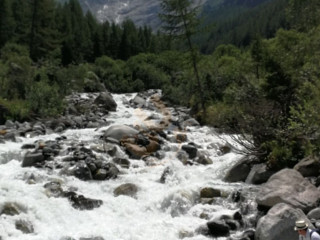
(0, 92), (256, 240)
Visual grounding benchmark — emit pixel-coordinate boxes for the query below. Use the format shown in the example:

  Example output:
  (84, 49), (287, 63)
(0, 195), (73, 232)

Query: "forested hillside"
(200, 0), (288, 52)
(1, 0), (320, 170)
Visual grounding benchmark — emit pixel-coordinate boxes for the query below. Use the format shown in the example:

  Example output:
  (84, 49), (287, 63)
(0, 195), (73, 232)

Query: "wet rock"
(15, 219), (34, 233)
(181, 144), (198, 159)
(4, 131), (16, 141)
(112, 157), (130, 169)
(104, 143), (118, 156)
(22, 151), (45, 167)
(196, 154), (213, 165)
(176, 150), (189, 165)
(1, 202), (22, 216)
(219, 144), (232, 155)
(294, 155), (320, 177)
(79, 237), (104, 240)
(160, 166), (174, 183)
(73, 161), (93, 181)
(245, 163), (275, 184)
(154, 150), (166, 159)
(181, 118), (200, 129)
(225, 219), (239, 230)
(200, 187), (221, 198)
(207, 220), (230, 237)
(63, 191), (103, 210)
(21, 144), (36, 149)
(114, 183), (138, 198)
(44, 181), (64, 197)
(93, 169), (107, 180)
(104, 162), (119, 179)
(176, 133), (187, 143)
(239, 229), (255, 240)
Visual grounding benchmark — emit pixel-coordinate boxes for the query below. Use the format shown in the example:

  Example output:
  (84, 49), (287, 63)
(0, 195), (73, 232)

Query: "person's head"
(295, 220), (308, 236)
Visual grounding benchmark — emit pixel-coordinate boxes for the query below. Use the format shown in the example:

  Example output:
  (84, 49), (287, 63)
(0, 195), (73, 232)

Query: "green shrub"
(26, 80), (64, 117)
(0, 98), (30, 121)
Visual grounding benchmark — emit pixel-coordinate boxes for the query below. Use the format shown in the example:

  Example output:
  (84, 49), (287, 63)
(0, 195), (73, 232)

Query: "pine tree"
(0, 0), (15, 48)
(101, 21), (111, 56)
(108, 22), (121, 59)
(159, 0), (206, 114)
(11, 0), (31, 45)
(29, 0), (61, 61)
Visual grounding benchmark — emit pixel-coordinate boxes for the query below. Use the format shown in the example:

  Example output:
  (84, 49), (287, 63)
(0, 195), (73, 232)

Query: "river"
(0, 91), (257, 240)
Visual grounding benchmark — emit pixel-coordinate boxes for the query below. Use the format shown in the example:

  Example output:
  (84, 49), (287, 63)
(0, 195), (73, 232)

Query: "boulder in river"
(103, 124), (139, 141)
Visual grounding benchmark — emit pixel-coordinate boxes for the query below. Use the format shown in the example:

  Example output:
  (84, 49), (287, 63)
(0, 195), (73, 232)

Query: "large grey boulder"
(256, 169), (320, 212)
(224, 157), (253, 182)
(255, 203), (308, 240)
(94, 92), (117, 112)
(307, 207), (320, 220)
(103, 125), (139, 141)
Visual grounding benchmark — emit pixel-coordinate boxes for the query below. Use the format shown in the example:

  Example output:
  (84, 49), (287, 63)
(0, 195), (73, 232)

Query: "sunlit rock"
(123, 142), (148, 159)
(255, 203), (307, 240)
(103, 124), (139, 141)
(256, 169), (320, 212)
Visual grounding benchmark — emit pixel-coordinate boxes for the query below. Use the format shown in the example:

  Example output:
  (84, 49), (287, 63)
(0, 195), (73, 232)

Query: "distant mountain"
(58, 0), (162, 29)
(57, 0), (210, 29)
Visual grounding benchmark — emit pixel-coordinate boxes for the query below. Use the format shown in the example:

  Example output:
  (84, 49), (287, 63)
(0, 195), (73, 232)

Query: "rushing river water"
(0, 92), (257, 240)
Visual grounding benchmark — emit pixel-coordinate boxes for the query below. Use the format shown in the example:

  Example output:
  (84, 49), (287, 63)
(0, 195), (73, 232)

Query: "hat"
(294, 220), (308, 231)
